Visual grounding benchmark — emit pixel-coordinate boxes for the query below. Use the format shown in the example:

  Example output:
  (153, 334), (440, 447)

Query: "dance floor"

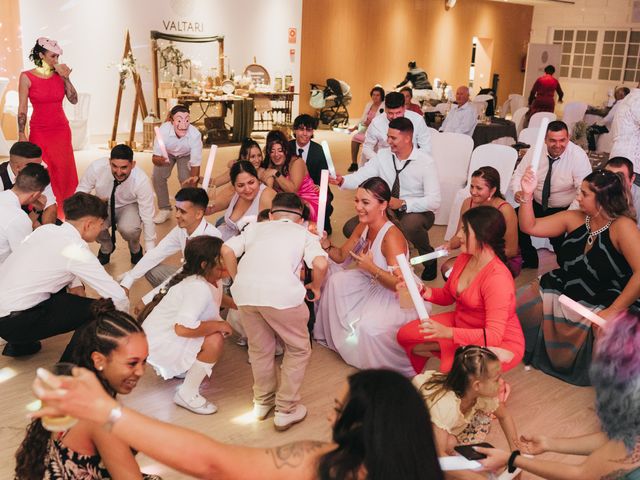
(0, 130), (598, 479)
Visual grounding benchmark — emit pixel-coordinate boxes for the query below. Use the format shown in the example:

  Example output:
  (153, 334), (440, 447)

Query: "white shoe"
(153, 209), (172, 224)
(274, 404), (307, 431)
(253, 402), (275, 420)
(174, 391), (217, 415)
(173, 372), (187, 380)
(236, 336), (248, 347)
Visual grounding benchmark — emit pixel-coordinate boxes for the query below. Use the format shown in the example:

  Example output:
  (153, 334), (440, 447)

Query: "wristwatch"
(397, 202), (407, 213)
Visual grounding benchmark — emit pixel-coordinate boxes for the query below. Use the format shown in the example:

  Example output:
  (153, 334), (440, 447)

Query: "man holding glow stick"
(151, 105), (202, 224)
(510, 120), (591, 269)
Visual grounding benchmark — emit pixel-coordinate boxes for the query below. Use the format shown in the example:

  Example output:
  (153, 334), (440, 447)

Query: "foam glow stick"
(395, 254), (429, 321)
(316, 169), (329, 237)
(320, 140), (337, 178)
(559, 294), (607, 328)
(154, 126), (169, 160)
(410, 249), (449, 265)
(438, 456), (481, 471)
(529, 117), (549, 173)
(201, 145), (217, 189)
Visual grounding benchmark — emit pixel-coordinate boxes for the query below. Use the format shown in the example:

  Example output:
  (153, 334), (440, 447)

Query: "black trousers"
(586, 124), (608, 152)
(0, 290), (96, 361)
(516, 201), (568, 267)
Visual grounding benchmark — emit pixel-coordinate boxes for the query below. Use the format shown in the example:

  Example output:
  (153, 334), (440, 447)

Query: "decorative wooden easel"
(110, 30), (148, 147)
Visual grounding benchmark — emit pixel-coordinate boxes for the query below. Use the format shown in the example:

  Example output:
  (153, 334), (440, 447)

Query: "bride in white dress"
(314, 177), (430, 377)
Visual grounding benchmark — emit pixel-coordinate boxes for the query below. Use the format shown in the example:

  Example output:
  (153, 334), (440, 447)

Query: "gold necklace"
(35, 63), (54, 76)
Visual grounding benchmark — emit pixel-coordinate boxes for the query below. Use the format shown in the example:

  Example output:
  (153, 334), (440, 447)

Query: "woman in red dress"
(18, 37), (78, 217)
(527, 64), (564, 118)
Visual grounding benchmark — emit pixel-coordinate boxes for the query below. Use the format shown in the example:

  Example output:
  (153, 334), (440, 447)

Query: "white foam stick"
(395, 254), (429, 321)
(154, 126), (169, 160)
(558, 294), (607, 328)
(410, 249), (449, 265)
(316, 170), (329, 237)
(529, 117), (549, 173)
(201, 145), (217, 189)
(439, 456), (482, 471)
(320, 140), (337, 178)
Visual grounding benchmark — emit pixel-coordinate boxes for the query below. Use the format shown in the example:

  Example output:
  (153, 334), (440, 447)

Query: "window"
(624, 30), (640, 83)
(599, 30), (628, 81)
(553, 29), (598, 79)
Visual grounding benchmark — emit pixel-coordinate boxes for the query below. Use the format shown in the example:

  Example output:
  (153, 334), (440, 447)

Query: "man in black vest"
(1, 142), (57, 226)
(289, 114), (334, 235)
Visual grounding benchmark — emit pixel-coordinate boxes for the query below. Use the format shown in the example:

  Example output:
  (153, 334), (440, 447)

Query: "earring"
(97, 366), (104, 371)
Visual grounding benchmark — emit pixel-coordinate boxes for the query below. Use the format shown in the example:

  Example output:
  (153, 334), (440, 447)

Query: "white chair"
(596, 131), (614, 153)
(511, 107), (529, 135)
(561, 101), (588, 136)
(431, 132), (474, 225)
(518, 127), (539, 146)
(471, 101), (488, 118)
(500, 94), (527, 119)
(63, 93), (90, 150)
(0, 77), (10, 156)
(529, 111), (557, 128)
(435, 102), (451, 115)
(474, 94), (493, 103)
(444, 144), (517, 240)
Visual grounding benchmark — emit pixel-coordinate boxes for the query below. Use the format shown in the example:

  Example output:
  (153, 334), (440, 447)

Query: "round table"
(472, 118), (517, 148)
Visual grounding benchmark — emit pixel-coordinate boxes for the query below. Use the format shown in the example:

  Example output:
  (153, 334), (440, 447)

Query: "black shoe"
(130, 248), (144, 264)
(421, 263), (438, 281)
(3, 341), (42, 357)
(522, 259), (539, 269)
(97, 250), (112, 265)
(347, 163), (359, 172)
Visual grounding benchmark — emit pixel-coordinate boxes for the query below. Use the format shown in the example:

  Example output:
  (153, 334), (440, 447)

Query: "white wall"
(531, 0), (638, 110)
(19, 0), (302, 138)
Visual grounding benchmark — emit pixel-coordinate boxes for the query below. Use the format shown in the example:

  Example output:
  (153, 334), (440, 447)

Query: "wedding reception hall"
(1, 0), (640, 478)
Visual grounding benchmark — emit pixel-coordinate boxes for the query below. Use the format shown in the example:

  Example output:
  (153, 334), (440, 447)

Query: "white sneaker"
(274, 404), (307, 431)
(153, 209), (172, 224)
(253, 402), (275, 420)
(174, 391), (217, 415)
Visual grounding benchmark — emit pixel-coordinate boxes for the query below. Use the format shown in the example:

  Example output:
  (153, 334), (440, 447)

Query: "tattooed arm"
(17, 73), (30, 141)
(61, 76), (78, 104)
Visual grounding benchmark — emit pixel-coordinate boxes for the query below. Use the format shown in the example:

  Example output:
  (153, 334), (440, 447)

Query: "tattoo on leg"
(267, 441), (326, 469)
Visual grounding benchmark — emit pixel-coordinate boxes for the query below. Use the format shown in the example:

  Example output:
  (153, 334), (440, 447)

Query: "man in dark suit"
(289, 114), (333, 235)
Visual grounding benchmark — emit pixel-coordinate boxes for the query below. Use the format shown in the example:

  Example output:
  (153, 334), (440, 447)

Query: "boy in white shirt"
(221, 193), (328, 431)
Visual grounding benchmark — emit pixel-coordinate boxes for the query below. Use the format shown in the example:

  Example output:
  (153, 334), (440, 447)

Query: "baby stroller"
(309, 78), (351, 127)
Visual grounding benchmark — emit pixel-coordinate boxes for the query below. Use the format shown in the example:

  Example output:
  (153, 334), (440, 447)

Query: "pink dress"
(25, 71), (77, 216)
(352, 103), (380, 144)
(292, 174), (319, 222)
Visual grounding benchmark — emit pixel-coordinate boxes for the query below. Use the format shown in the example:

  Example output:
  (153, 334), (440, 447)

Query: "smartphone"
(454, 442), (494, 460)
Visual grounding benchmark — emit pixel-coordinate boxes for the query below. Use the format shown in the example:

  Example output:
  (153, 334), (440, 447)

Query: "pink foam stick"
(154, 126), (169, 160)
(558, 294), (607, 328)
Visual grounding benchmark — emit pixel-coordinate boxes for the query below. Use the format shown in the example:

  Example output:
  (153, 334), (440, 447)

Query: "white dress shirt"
(439, 102), (478, 136)
(362, 110), (431, 162)
(510, 141), (592, 208)
(120, 218), (221, 289)
(0, 222), (129, 316)
(0, 190), (32, 264)
(225, 219), (327, 309)
(2, 162), (56, 209)
(76, 157), (156, 249)
(153, 122), (203, 167)
(611, 89), (640, 173)
(341, 147), (441, 214)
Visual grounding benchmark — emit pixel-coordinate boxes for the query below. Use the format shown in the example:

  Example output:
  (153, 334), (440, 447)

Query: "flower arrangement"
(108, 51), (147, 89)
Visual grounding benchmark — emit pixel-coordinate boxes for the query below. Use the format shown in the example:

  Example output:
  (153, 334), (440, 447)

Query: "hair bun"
(90, 298), (116, 316)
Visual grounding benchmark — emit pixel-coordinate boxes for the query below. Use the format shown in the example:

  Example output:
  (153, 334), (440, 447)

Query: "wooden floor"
(0, 130), (599, 479)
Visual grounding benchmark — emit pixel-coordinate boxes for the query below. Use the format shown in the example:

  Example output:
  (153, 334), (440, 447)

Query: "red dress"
(25, 71), (77, 216)
(397, 254), (524, 374)
(527, 74), (563, 115)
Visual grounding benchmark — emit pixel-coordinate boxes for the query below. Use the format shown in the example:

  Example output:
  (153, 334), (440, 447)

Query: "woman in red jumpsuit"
(527, 64), (564, 118)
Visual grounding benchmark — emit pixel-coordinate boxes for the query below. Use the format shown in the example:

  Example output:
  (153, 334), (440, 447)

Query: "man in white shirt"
(362, 91), (431, 163)
(152, 104), (203, 224)
(77, 144), (156, 266)
(0, 163), (50, 264)
(439, 85), (478, 136)
(603, 157), (640, 227)
(120, 187), (221, 292)
(511, 120), (592, 268)
(586, 87), (629, 152)
(0, 192), (129, 359)
(0, 141), (58, 226)
(332, 117), (441, 280)
(221, 192), (328, 431)
(610, 84), (640, 181)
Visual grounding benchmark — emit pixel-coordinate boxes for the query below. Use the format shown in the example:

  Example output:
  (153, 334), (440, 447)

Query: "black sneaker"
(130, 248), (144, 265)
(97, 250), (111, 265)
(421, 263), (438, 281)
(347, 163), (359, 172)
(3, 341), (42, 357)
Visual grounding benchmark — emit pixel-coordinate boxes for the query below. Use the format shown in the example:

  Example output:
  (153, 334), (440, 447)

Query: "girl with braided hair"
(139, 235), (232, 415)
(15, 299), (160, 479)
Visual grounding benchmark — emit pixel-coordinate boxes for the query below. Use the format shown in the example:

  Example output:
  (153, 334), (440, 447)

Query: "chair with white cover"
(561, 101), (587, 136)
(529, 111), (557, 128)
(0, 77), (10, 156)
(474, 94), (493, 104)
(471, 101), (488, 118)
(596, 132), (614, 153)
(63, 93), (91, 150)
(431, 132), (474, 225)
(511, 107), (529, 135)
(435, 102), (451, 115)
(444, 144), (517, 240)
(500, 94), (527, 118)
(518, 127), (539, 146)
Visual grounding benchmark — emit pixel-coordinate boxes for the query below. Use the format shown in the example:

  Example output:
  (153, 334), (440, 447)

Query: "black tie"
(298, 148), (304, 159)
(541, 155), (558, 211)
(391, 155), (412, 199)
(110, 179), (121, 246)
